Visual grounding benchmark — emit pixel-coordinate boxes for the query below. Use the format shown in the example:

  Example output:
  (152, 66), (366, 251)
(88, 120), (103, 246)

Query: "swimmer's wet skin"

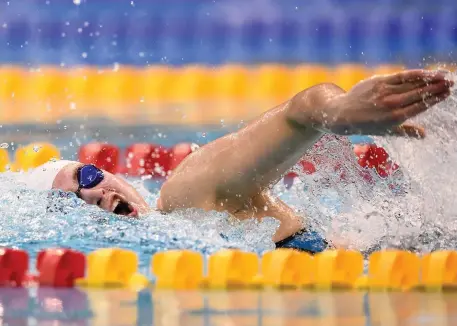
(23, 69), (453, 253)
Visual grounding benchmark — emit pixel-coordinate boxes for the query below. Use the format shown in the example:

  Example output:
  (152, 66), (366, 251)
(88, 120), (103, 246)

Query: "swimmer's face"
(52, 163), (149, 217)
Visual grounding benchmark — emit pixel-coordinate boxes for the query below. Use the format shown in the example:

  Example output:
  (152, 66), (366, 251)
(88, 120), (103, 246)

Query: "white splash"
(282, 71), (457, 254)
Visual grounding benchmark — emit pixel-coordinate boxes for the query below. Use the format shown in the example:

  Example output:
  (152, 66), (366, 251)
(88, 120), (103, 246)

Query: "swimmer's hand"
(391, 123), (426, 138)
(317, 70), (453, 137)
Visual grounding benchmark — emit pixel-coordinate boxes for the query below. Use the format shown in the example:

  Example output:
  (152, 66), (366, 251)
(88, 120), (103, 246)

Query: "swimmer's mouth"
(113, 199), (137, 217)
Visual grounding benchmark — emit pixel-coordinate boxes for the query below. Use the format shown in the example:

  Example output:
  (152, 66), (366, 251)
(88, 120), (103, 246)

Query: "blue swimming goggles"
(75, 164), (104, 197)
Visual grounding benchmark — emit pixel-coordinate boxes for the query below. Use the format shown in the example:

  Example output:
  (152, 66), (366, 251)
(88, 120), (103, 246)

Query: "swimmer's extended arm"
(160, 70), (452, 212)
(160, 84), (336, 211)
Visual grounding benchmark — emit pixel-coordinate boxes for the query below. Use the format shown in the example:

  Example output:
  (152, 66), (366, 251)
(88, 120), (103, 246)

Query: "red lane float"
(76, 141), (398, 186)
(354, 144), (399, 178)
(169, 142), (198, 171)
(0, 248), (29, 287)
(284, 160), (316, 188)
(78, 142), (196, 178)
(78, 143), (120, 174)
(36, 249), (86, 287)
(125, 142), (196, 177)
(125, 143), (171, 177)
(285, 144), (400, 188)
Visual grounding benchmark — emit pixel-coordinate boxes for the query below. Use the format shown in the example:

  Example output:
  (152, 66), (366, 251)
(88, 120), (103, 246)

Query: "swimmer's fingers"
(391, 91), (451, 123)
(385, 79), (451, 108)
(384, 69), (447, 85)
(387, 79), (428, 94)
(389, 123), (426, 139)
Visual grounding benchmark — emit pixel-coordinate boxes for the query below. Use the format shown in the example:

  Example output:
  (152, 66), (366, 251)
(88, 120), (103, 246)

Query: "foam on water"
(280, 71), (457, 254)
(0, 72), (456, 268)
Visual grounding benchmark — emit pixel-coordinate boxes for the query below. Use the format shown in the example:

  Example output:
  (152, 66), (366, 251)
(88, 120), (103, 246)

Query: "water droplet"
(190, 143), (200, 152)
(0, 143), (8, 149)
(73, 0), (81, 5)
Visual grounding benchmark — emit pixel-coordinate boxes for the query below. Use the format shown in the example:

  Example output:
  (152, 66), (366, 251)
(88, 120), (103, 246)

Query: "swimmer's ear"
(390, 123), (426, 139)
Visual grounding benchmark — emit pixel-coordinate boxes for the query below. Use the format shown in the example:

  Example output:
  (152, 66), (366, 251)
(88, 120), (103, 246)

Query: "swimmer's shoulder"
(156, 196), (164, 211)
(158, 176), (216, 213)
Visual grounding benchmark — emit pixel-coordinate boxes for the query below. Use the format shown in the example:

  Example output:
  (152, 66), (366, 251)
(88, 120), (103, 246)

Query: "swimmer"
(21, 69), (453, 253)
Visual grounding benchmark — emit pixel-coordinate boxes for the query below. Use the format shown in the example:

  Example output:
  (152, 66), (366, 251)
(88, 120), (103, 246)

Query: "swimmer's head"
(22, 160), (148, 217)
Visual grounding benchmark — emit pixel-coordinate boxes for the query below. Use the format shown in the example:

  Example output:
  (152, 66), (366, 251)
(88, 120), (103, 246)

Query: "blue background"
(0, 0), (456, 66)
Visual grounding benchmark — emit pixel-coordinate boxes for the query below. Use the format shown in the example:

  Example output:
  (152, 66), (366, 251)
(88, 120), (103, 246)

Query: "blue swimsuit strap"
(275, 229), (329, 254)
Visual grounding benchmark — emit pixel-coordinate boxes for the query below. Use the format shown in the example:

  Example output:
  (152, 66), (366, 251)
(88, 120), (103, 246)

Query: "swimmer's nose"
(78, 188), (107, 208)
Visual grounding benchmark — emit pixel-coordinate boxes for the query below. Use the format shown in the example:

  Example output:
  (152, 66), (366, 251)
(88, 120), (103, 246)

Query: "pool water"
(2, 287), (456, 325)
